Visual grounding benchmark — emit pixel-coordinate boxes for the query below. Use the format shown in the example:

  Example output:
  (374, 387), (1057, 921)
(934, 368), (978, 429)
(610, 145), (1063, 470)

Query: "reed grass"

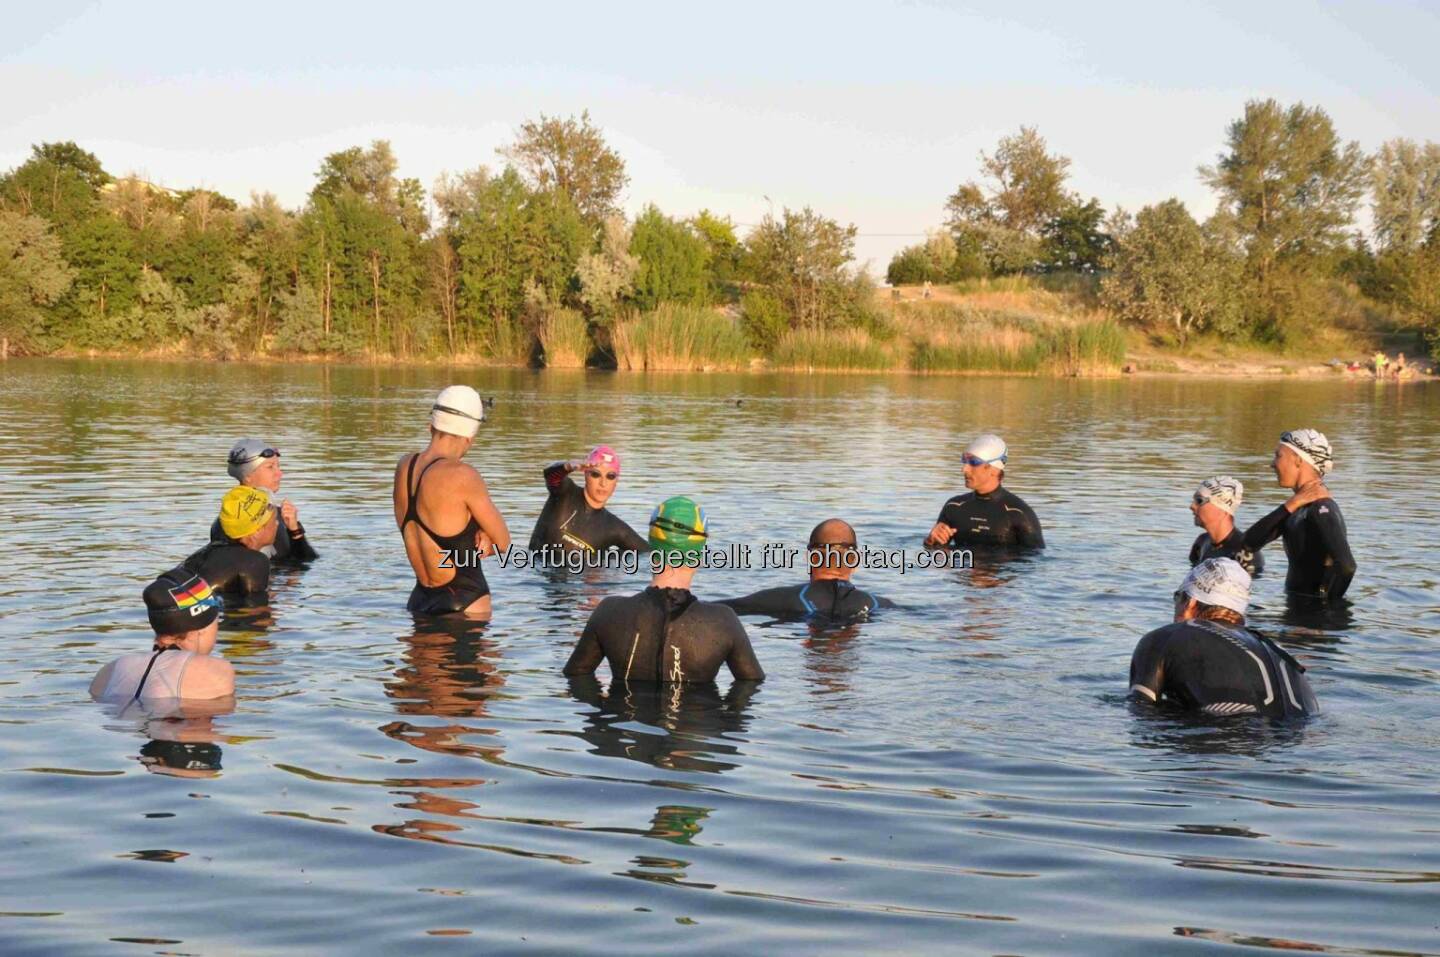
(537, 308), (590, 368)
(770, 328), (896, 371)
(610, 304), (752, 371)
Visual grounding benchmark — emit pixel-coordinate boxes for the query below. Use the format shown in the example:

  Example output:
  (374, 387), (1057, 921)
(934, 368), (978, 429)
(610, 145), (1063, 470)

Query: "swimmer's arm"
(89, 663), (114, 698)
(716, 588), (789, 617)
(563, 621), (605, 676)
(466, 474), (511, 555)
(1128, 631), (1166, 702)
(1314, 507), (1357, 600)
(1240, 505), (1289, 551)
(725, 617), (765, 681)
(1013, 503), (1045, 549)
(284, 523), (319, 562)
(614, 520), (649, 553)
(1188, 533), (1203, 566)
(543, 461), (579, 495)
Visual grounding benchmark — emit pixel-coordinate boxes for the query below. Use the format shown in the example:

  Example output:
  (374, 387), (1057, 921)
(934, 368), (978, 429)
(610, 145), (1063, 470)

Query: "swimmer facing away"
(1129, 558), (1317, 719)
(1240, 429), (1356, 602)
(563, 496), (764, 683)
(90, 569), (235, 702)
(210, 439), (318, 563)
(182, 486), (280, 602)
(528, 445), (649, 557)
(720, 518), (891, 621)
(1188, 476), (1263, 577)
(394, 386), (511, 617)
(924, 434), (1044, 551)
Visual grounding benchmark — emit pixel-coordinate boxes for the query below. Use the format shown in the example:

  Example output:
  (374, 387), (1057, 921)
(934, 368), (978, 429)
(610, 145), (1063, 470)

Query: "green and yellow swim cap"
(219, 485), (275, 539)
(648, 496), (707, 559)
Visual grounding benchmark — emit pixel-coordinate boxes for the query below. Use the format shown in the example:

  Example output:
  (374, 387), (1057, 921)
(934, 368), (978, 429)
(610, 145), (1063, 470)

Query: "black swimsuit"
(401, 454), (490, 615)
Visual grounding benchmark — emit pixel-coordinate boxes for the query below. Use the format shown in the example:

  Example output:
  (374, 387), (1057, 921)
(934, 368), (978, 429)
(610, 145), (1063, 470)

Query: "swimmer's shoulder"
(183, 656), (235, 699)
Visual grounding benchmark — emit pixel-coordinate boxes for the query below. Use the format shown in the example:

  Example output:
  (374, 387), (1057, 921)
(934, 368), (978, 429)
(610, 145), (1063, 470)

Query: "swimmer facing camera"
(925, 433), (1044, 551)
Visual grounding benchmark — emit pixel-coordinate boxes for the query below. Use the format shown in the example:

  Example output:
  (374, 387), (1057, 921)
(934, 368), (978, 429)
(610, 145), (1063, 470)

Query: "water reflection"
(104, 697), (235, 778)
(1126, 702), (1311, 757)
(381, 617), (504, 760)
(564, 676), (758, 773)
(802, 622), (862, 697)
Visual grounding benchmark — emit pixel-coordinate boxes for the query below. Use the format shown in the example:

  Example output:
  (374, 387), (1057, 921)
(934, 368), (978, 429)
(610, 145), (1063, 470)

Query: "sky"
(3, 0), (1438, 272)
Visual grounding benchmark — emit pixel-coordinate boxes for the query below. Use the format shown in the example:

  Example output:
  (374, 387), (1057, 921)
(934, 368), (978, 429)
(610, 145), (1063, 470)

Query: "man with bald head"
(719, 519), (889, 622)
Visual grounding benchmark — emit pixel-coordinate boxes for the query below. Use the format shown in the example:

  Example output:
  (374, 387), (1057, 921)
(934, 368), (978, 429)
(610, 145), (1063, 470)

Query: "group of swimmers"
(93, 385), (1357, 723)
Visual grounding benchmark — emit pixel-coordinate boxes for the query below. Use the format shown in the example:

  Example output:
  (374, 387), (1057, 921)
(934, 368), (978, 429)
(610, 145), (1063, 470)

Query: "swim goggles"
(962, 453), (1006, 467)
(229, 446), (280, 465)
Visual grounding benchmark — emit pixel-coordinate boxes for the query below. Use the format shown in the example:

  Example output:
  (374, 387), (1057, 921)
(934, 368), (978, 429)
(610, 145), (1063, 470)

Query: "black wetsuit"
(399, 454), (490, 616)
(935, 486), (1045, 549)
(182, 542), (269, 603)
(210, 515), (317, 563)
(1129, 619), (1318, 719)
(528, 462), (648, 559)
(1242, 497), (1356, 600)
(719, 579), (887, 622)
(1189, 528), (1264, 577)
(563, 586), (765, 683)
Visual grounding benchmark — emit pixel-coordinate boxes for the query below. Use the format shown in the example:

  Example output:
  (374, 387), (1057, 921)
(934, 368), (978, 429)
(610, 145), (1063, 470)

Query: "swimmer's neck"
(971, 480), (1002, 497)
(1202, 513), (1235, 543)
(651, 565), (697, 591)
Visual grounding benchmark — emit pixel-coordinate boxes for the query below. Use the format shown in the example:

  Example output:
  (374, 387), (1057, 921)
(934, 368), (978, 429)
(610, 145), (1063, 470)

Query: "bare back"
(393, 447), (510, 588)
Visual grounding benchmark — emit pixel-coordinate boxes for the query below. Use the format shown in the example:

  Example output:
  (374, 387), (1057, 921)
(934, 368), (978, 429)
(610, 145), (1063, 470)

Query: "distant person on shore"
(211, 439), (317, 563)
(924, 434), (1044, 550)
(721, 519), (890, 622)
(563, 496), (764, 683)
(1395, 352), (1408, 379)
(1129, 558), (1317, 718)
(393, 385), (511, 618)
(1241, 429), (1355, 602)
(1188, 476), (1264, 577)
(528, 445), (648, 561)
(90, 569), (234, 702)
(182, 486), (278, 602)
(1373, 351), (1389, 378)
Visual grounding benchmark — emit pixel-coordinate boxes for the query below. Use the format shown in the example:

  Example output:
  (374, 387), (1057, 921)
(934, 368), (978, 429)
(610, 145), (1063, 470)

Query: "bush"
(740, 287), (789, 354)
(770, 328), (895, 371)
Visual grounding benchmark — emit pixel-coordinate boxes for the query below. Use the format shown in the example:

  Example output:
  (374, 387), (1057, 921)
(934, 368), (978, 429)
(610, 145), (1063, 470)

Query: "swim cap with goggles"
(648, 496), (708, 560)
(431, 385), (485, 439)
(963, 434), (1008, 470)
(585, 445), (621, 476)
(143, 568), (222, 635)
(227, 439), (279, 482)
(219, 486), (276, 539)
(1193, 475), (1244, 516)
(1279, 429), (1334, 476)
(1179, 557), (1251, 615)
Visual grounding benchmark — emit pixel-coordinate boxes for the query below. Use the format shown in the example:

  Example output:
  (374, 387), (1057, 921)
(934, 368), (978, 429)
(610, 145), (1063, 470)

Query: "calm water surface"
(1, 360), (1437, 955)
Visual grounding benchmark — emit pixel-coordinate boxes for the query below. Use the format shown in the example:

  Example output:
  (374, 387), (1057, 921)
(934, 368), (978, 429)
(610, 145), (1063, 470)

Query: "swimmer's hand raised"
(279, 499), (300, 532)
(925, 522), (956, 547)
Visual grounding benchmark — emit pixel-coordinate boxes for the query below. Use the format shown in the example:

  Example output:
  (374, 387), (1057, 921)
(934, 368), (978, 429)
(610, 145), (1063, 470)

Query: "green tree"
(1041, 197), (1112, 272)
(1102, 199), (1243, 345)
(691, 210), (744, 293)
(0, 211), (75, 351)
(0, 143), (109, 227)
(1371, 138), (1440, 253)
(500, 110), (628, 222)
(629, 205), (711, 310)
(945, 127), (1073, 274)
(745, 206), (863, 329)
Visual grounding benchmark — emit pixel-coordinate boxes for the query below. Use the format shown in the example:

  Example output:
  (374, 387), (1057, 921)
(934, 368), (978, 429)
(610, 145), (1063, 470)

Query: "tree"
(576, 214), (638, 319)
(500, 110), (628, 222)
(0, 146), (106, 227)
(1371, 138), (1440, 253)
(886, 231), (978, 285)
(1102, 200), (1243, 345)
(691, 210), (744, 292)
(1041, 197), (1112, 272)
(629, 205), (711, 310)
(0, 211), (75, 351)
(745, 206), (863, 329)
(945, 127), (1073, 274)
(1201, 99), (1369, 285)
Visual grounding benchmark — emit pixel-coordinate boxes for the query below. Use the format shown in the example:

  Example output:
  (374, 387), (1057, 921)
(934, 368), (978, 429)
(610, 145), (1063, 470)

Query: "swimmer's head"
(227, 439), (282, 489)
(808, 518), (858, 580)
(144, 569), (222, 641)
(1191, 475), (1243, 527)
(963, 434), (1007, 493)
(430, 385), (485, 440)
(1274, 429), (1333, 487)
(582, 445), (621, 508)
(648, 496), (707, 567)
(1174, 557), (1250, 623)
(219, 485), (278, 548)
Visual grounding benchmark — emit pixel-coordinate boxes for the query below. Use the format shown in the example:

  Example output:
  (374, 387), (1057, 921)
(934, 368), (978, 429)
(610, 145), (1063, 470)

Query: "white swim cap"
(964, 434), (1008, 471)
(431, 385), (484, 438)
(1194, 476), (1244, 516)
(1181, 558), (1251, 615)
(1279, 428), (1333, 476)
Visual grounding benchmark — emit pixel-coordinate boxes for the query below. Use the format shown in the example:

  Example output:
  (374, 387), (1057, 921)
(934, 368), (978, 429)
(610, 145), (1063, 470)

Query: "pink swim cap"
(585, 445), (621, 475)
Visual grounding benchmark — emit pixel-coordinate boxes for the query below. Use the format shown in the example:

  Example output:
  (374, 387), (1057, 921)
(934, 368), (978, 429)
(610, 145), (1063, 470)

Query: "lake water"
(1, 359), (1437, 955)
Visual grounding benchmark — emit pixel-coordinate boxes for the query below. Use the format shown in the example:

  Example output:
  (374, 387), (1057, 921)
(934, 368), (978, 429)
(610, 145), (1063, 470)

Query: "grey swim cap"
(227, 438), (279, 481)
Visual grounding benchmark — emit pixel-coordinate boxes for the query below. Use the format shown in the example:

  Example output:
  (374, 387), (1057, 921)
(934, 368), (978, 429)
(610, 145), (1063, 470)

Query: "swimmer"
(527, 445), (648, 559)
(182, 486), (277, 600)
(90, 569), (235, 702)
(563, 496), (764, 683)
(924, 433), (1044, 550)
(393, 385), (511, 617)
(210, 439), (318, 563)
(720, 518), (891, 621)
(1188, 476), (1264, 576)
(1129, 558), (1318, 718)
(1241, 429), (1356, 601)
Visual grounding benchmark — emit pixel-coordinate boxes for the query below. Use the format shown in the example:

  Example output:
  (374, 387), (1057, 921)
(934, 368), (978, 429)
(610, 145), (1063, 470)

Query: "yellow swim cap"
(219, 486), (275, 539)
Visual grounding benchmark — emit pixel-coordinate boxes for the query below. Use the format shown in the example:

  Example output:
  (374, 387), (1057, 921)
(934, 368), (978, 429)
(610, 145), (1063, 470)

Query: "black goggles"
(433, 403), (483, 422)
(651, 517), (706, 539)
(229, 446), (279, 466)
